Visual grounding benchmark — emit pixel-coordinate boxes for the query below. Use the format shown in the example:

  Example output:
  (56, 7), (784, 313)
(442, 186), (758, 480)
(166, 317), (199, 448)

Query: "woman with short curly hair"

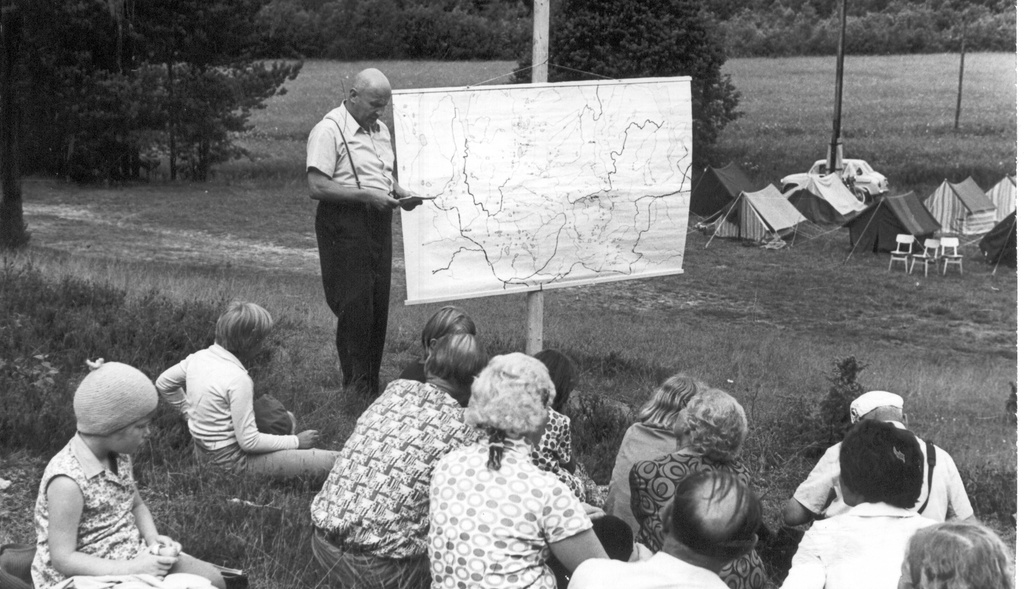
(428, 353), (607, 589)
(629, 388), (766, 589)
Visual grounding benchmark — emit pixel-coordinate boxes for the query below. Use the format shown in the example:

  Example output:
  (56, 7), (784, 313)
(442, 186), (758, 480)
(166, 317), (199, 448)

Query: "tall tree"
(0, 2), (28, 249)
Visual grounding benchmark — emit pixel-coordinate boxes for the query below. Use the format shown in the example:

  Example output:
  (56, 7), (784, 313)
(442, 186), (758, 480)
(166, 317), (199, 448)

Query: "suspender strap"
(329, 117), (362, 190)
(917, 441), (936, 514)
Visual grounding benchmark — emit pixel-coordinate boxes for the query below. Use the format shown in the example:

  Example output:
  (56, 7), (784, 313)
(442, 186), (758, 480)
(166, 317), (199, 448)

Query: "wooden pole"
(827, 0), (847, 173)
(954, 21), (966, 131)
(525, 0), (549, 355)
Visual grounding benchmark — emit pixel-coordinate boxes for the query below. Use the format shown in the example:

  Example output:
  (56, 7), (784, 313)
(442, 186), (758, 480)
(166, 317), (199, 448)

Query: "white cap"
(849, 390), (904, 423)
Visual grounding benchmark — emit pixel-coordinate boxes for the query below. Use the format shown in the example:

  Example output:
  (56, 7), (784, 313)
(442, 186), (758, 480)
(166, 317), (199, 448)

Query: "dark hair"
(839, 420), (923, 508)
(532, 349), (578, 413)
(669, 470), (761, 561)
(591, 516), (635, 562)
(424, 334), (488, 389)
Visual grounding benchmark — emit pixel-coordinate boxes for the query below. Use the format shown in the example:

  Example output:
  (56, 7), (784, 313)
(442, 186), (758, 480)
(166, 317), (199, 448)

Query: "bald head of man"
(346, 68), (392, 129)
(662, 470), (762, 571)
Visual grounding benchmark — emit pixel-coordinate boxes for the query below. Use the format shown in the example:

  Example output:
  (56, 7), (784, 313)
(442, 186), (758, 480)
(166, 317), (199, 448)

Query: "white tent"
(923, 177), (997, 235)
(710, 185), (807, 242)
(783, 173), (866, 224)
(986, 175), (1016, 222)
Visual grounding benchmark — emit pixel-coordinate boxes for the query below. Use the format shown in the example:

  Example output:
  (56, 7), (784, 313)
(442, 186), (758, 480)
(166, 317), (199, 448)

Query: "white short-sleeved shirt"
(429, 438), (593, 589)
(306, 104), (394, 193)
(792, 422), (973, 522)
(780, 502), (936, 589)
(569, 552), (729, 589)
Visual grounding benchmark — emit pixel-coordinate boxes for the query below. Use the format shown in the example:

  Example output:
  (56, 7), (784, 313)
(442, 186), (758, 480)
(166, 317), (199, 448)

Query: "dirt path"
(25, 203), (325, 274)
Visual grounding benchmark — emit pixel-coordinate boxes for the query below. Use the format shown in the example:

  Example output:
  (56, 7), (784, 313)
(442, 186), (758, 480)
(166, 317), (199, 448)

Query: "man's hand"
(365, 188), (400, 211)
(399, 196), (426, 211)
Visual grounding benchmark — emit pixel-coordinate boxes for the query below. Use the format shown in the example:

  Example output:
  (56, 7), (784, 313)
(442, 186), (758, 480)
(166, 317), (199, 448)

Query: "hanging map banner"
(393, 76), (692, 305)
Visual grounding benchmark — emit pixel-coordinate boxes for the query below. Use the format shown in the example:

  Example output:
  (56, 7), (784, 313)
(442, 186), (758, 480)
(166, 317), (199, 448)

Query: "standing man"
(306, 68), (421, 395)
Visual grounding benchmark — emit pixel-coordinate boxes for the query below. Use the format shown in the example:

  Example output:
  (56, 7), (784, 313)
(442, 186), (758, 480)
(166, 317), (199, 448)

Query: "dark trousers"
(315, 201), (392, 394)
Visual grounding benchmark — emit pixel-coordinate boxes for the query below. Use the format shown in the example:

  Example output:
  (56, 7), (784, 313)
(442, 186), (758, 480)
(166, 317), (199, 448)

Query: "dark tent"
(690, 163), (758, 217)
(845, 192), (941, 253)
(979, 211), (1016, 267)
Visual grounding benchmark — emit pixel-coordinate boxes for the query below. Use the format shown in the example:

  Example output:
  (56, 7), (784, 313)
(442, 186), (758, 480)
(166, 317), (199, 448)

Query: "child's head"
(74, 362), (158, 444)
(532, 349), (578, 414)
(424, 333), (489, 390)
(420, 306), (476, 358)
(900, 521), (1014, 589)
(215, 302), (273, 358)
(839, 419), (923, 508)
(637, 372), (704, 429)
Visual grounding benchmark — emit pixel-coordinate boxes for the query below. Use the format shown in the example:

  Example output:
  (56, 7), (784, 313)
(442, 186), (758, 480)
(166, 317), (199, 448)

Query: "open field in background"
(718, 53), (1016, 194)
(0, 55), (1016, 588)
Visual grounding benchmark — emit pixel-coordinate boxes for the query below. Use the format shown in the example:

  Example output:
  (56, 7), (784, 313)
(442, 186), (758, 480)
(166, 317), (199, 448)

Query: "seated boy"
(780, 420), (936, 589)
(31, 361), (227, 589)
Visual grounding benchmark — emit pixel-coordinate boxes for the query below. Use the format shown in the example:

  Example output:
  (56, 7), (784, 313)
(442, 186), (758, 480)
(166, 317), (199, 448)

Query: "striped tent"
(923, 177), (997, 235)
(710, 185), (807, 242)
(985, 175), (1016, 222)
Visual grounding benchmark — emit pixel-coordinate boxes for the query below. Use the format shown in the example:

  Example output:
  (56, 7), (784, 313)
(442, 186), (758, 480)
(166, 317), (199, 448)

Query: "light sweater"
(155, 344), (298, 453)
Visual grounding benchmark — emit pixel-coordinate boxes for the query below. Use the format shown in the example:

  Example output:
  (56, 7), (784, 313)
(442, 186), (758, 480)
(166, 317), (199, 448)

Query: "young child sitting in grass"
(31, 361), (227, 589)
(156, 301), (338, 477)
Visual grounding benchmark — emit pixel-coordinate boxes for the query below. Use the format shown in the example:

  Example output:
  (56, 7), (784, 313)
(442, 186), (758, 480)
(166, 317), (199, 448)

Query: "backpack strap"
(917, 441), (936, 514)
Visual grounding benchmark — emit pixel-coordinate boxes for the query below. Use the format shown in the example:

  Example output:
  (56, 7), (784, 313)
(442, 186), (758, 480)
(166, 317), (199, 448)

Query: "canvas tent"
(985, 175), (1016, 222)
(979, 211), (1016, 267)
(845, 192), (941, 253)
(783, 173), (866, 224)
(709, 185), (807, 242)
(690, 163), (758, 217)
(923, 177), (997, 235)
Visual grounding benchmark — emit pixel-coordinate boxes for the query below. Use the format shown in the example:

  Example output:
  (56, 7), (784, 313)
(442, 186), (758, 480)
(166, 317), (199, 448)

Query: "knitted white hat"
(74, 362), (158, 435)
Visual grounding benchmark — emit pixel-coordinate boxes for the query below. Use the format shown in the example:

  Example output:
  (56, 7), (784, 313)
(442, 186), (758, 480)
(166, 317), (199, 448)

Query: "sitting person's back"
(781, 420), (936, 589)
(155, 302), (337, 477)
(570, 470), (762, 589)
(605, 373), (703, 533)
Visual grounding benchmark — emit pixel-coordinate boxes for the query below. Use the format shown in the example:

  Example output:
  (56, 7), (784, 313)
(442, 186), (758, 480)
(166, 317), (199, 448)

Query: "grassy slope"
(2, 55), (1016, 587)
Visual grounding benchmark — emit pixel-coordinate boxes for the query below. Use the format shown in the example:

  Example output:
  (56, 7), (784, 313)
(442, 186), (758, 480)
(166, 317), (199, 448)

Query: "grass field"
(0, 54), (1016, 588)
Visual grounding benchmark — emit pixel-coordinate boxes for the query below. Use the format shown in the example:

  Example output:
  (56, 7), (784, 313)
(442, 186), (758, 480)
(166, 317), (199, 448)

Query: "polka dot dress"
(429, 438), (592, 589)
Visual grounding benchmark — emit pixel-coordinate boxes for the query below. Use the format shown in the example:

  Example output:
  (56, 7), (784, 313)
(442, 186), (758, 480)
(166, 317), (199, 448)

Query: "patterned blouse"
(32, 435), (147, 589)
(310, 379), (481, 559)
(429, 438), (593, 589)
(629, 450), (767, 589)
(530, 410), (587, 502)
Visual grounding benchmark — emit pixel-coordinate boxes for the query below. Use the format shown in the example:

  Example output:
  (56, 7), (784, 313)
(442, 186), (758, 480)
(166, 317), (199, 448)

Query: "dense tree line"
(253, 0), (1014, 60)
(5, 0), (299, 183)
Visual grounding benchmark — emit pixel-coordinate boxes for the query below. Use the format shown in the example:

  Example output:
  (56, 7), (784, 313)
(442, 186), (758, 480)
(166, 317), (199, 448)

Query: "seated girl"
(156, 302), (338, 477)
(531, 349), (589, 503)
(604, 373), (703, 532)
(32, 361), (226, 589)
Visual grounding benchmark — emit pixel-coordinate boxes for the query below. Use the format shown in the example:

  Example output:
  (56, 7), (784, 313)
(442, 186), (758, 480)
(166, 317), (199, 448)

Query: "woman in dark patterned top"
(629, 388), (767, 589)
(530, 349), (588, 502)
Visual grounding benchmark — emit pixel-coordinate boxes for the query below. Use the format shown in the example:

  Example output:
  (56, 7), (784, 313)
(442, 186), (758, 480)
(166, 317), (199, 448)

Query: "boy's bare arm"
(46, 477), (177, 577)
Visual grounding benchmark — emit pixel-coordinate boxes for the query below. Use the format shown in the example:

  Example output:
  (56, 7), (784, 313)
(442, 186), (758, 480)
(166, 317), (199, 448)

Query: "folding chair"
(888, 234), (914, 273)
(909, 238), (940, 277)
(939, 237), (963, 275)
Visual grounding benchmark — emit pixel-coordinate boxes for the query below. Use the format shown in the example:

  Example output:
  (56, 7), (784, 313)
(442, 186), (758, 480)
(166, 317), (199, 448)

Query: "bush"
(815, 355), (867, 448)
(0, 264), (222, 453)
